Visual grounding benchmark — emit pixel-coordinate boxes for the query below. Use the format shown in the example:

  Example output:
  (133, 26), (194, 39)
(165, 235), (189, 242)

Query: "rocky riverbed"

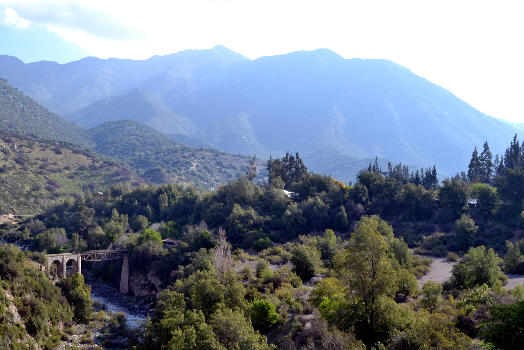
(85, 272), (152, 329)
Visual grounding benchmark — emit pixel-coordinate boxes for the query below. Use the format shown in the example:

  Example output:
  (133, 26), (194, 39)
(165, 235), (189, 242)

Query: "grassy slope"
(0, 131), (142, 215)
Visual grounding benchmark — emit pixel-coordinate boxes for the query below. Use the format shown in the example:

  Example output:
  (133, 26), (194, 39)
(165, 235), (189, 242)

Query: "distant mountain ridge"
(0, 45), (248, 114)
(0, 47), (521, 181)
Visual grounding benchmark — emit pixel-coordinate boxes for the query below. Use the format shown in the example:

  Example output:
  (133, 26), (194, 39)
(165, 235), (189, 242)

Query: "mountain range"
(0, 46), (521, 181)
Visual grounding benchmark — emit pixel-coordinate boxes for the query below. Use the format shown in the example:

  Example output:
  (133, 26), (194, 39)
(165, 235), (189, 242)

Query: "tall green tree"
(471, 183), (497, 217)
(503, 134), (522, 170)
(454, 214), (478, 251)
(468, 147), (482, 183)
(334, 216), (402, 347)
(479, 141), (493, 183)
(292, 245), (317, 281)
(267, 152), (307, 189)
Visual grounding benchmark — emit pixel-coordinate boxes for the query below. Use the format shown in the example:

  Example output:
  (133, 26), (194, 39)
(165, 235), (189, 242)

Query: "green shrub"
(291, 246), (316, 281)
(250, 299), (280, 332)
(252, 237), (271, 252)
(421, 281), (443, 310)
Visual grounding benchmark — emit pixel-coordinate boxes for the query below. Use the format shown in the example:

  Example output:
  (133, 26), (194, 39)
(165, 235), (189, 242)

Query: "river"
(86, 274), (152, 329)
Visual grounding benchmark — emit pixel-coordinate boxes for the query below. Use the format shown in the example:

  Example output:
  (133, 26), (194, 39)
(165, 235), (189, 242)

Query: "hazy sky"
(0, 0), (523, 124)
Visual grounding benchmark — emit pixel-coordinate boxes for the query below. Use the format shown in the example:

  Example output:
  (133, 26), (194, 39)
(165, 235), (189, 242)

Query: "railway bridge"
(46, 249), (129, 293)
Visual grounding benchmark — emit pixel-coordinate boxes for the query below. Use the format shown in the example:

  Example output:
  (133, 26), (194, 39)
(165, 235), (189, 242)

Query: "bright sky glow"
(0, 0), (523, 123)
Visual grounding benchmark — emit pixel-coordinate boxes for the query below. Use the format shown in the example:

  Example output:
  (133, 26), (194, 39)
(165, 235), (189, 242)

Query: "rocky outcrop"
(3, 289), (42, 350)
(128, 270), (163, 298)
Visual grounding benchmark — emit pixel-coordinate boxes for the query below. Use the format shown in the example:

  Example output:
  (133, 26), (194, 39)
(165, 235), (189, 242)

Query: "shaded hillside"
(160, 49), (520, 178)
(0, 131), (141, 215)
(69, 88), (195, 135)
(86, 119), (262, 189)
(0, 78), (89, 146)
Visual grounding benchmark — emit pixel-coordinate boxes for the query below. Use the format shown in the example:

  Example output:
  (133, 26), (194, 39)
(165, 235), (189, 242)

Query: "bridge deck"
(47, 249), (127, 261)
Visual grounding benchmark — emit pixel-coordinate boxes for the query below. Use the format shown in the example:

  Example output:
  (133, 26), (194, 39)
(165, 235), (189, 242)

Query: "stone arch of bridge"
(49, 259), (63, 278)
(66, 258), (79, 277)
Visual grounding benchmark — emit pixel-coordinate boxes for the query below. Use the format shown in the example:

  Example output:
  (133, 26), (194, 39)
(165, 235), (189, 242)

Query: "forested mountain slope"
(86, 119), (261, 188)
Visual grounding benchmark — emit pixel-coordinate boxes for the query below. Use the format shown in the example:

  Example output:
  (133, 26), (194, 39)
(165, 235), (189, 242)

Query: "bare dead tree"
(213, 227), (233, 274)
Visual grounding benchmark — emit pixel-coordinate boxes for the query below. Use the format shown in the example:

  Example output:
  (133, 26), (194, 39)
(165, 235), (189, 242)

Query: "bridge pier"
(119, 254), (129, 294)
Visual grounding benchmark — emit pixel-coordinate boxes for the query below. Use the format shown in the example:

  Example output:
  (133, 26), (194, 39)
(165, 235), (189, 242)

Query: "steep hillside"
(0, 78), (88, 146)
(86, 119), (261, 189)
(0, 131), (141, 215)
(160, 50), (520, 178)
(0, 245), (73, 349)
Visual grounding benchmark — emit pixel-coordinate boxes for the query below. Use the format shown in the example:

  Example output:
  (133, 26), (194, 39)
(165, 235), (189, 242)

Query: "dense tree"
(503, 240), (524, 274)
(350, 183), (369, 205)
(142, 268), (269, 350)
(58, 273), (92, 322)
(450, 246), (505, 289)
(480, 301), (524, 350)
(389, 309), (471, 350)
(471, 183), (497, 217)
(503, 134), (522, 170)
(246, 155), (258, 182)
(130, 214), (149, 232)
(438, 177), (469, 221)
(226, 204), (265, 244)
(317, 229), (337, 266)
(37, 227), (67, 253)
(71, 232), (87, 252)
(420, 281), (442, 311)
(454, 214), (478, 251)
(210, 308), (272, 350)
(400, 183), (433, 220)
(103, 208), (128, 243)
(267, 152), (307, 189)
